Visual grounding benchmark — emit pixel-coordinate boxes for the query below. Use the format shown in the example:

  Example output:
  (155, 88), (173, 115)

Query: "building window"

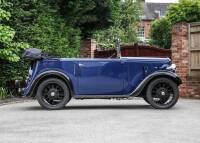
(154, 10), (161, 18)
(138, 26), (145, 38)
(160, 10), (165, 17)
(154, 10), (165, 18)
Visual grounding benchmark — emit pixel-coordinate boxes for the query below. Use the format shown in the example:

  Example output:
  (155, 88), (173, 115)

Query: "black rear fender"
(29, 71), (73, 97)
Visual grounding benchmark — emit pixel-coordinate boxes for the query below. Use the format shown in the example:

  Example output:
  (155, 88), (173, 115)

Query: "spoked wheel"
(36, 78), (71, 110)
(146, 78), (179, 109)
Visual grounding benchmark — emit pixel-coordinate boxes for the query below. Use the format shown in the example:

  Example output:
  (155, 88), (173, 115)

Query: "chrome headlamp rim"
(167, 64), (176, 70)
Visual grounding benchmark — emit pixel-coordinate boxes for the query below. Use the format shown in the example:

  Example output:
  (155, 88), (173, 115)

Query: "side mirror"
(115, 38), (121, 58)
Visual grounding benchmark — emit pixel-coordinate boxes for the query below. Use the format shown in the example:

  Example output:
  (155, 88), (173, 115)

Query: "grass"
(0, 87), (8, 100)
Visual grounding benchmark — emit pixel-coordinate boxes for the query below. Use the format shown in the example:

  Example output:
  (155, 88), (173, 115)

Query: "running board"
(73, 94), (135, 99)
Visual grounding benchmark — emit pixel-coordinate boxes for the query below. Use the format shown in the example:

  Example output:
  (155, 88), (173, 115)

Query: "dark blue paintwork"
(23, 57), (175, 97)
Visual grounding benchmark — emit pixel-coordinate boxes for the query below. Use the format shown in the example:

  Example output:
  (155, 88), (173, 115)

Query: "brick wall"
(171, 23), (200, 98)
(80, 39), (96, 58)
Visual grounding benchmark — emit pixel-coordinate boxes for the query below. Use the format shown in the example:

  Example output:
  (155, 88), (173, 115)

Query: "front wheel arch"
(139, 74), (181, 97)
(146, 75), (180, 89)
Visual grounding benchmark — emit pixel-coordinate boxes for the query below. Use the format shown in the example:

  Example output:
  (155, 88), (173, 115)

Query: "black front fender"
(131, 70), (182, 96)
(145, 71), (182, 85)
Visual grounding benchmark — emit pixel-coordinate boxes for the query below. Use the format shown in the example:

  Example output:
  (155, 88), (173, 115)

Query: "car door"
(77, 59), (127, 95)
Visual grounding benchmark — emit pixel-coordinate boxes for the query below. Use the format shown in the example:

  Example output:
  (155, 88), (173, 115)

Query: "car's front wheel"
(146, 78), (179, 109)
(36, 78), (71, 110)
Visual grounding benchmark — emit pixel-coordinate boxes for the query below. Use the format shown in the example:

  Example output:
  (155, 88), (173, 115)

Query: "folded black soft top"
(22, 48), (42, 60)
(23, 48), (57, 60)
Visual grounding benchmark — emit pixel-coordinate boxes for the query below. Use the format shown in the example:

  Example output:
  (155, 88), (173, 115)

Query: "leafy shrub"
(28, 7), (80, 57)
(94, 0), (141, 49)
(9, 0), (80, 58)
(150, 0), (200, 49)
(0, 0), (81, 94)
(94, 27), (124, 49)
(150, 18), (172, 49)
(58, 0), (119, 38)
(0, 60), (28, 87)
(0, 87), (8, 100)
(0, 1), (29, 62)
(167, 0), (200, 25)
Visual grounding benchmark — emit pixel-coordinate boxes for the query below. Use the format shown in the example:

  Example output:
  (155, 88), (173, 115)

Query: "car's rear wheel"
(36, 78), (71, 110)
(146, 78), (179, 109)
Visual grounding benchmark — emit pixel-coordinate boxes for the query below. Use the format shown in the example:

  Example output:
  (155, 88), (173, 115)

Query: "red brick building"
(138, 2), (174, 41)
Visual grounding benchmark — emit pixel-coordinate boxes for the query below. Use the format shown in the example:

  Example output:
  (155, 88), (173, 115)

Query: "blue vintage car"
(20, 45), (181, 110)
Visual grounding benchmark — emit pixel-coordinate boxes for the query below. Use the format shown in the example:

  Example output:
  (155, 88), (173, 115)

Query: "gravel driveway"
(0, 98), (200, 143)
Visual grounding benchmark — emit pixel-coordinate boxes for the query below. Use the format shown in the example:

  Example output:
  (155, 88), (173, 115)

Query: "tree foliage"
(0, 0), (81, 89)
(58, 0), (119, 38)
(150, 18), (171, 49)
(94, 0), (141, 49)
(8, 0), (80, 57)
(0, 0), (28, 62)
(150, 0), (200, 49)
(0, 0), (139, 92)
(166, 0), (200, 25)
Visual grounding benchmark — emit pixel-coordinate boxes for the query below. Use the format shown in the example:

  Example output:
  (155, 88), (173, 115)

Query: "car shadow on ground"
(21, 104), (153, 111)
(66, 105), (152, 110)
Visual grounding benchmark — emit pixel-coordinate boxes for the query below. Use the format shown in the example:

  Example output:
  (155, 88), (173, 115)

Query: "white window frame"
(154, 10), (161, 18)
(138, 26), (145, 38)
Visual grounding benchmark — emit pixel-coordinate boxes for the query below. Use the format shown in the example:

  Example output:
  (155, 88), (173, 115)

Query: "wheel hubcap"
(161, 91), (165, 96)
(151, 82), (174, 105)
(42, 83), (65, 106)
(50, 92), (55, 97)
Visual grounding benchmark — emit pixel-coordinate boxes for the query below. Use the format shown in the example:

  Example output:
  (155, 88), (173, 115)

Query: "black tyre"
(146, 78), (179, 109)
(36, 78), (71, 110)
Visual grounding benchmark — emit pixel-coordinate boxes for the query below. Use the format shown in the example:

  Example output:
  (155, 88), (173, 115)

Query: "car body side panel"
(77, 60), (126, 95)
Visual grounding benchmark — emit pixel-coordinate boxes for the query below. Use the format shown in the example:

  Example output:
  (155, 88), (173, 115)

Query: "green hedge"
(167, 0), (200, 25)
(0, 0), (81, 93)
(150, 0), (200, 49)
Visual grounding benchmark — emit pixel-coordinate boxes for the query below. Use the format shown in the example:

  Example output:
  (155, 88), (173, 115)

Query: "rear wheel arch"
(31, 72), (73, 97)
